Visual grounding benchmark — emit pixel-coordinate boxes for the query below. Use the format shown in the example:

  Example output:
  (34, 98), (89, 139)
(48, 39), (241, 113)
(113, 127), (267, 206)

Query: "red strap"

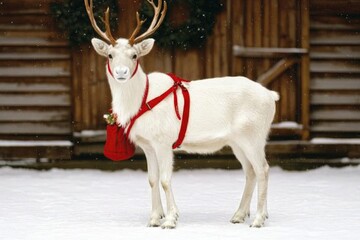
(125, 76), (149, 137)
(172, 83), (190, 148)
(125, 73), (190, 149)
(166, 73), (190, 149)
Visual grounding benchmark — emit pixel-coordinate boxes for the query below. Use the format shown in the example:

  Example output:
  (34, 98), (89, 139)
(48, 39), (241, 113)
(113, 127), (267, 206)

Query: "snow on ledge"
(73, 130), (106, 138)
(340, 157), (360, 163)
(310, 138), (360, 144)
(272, 121), (303, 129)
(0, 140), (73, 147)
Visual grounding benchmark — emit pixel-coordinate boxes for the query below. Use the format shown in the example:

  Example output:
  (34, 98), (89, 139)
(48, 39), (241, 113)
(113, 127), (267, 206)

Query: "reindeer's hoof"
(250, 214), (266, 228)
(147, 221), (161, 227)
(147, 217), (163, 227)
(161, 220), (176, 229)
(250, 223), (264, 228)
(230, 217), (246, 224)
(230, 211), (249, 224)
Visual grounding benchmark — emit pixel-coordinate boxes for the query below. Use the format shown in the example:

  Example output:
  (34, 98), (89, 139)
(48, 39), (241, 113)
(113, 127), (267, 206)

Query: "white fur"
(92, 37), (279, 228)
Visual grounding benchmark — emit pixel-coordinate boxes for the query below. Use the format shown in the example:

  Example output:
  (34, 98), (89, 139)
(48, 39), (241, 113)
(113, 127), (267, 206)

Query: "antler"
(128, 0), (167, 46)
(84, 0), (117, 46)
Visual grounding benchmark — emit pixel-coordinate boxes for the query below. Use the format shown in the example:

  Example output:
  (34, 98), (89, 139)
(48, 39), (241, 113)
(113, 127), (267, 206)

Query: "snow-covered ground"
(1, 166), (359, 240)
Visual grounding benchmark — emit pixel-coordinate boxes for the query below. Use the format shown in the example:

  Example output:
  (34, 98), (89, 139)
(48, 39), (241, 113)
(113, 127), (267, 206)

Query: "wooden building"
(0, 0), (359, 161)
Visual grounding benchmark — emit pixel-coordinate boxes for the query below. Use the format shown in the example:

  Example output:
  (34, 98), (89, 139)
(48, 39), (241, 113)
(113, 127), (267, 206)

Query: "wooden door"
(231, 0), (310, 139)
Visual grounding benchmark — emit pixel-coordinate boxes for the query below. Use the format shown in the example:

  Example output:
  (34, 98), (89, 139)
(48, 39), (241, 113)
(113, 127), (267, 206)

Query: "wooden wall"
(73, 0), (310, 138)
(72, 46), (110, 132)
(309, 0), (360, 138)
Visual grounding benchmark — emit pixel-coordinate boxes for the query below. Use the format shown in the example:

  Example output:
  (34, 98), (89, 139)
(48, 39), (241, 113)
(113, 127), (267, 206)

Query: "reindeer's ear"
(135, 38), (155, 57)
(91, 38), (110, 57)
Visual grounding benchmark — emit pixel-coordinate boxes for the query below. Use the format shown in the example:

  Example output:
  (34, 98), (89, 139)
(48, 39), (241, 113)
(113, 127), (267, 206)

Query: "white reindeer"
(84, 0), (279, 229)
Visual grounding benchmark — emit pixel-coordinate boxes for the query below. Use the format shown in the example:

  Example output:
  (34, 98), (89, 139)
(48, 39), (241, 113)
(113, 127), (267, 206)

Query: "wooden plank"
(244, 0), (255, 79)
(310, 46), (360, 55)
(96, 54), (110, 129)
(288, 67), (297, 121)
(0, 66), (70, 77)
(72, 48), (83, 132)
(205, 4), (229, 78)
(0, 109), (70, 121)
(270, 0), (279, 47)
(81, 46), (91, 129)
(0, 14), (55, 26)
(233, 46), (307, 57)
(0, 82), (70, 92)
(310, 35), (360, 45)
(263, 0), (271, 70)
(311, 78), (360, 90)
(310, 22), (360, 31)
(311, 109), (360, 120)
(0, 37), (68, 47)
(279, 0), (288, 47)
(311, 93), (360, 105)
(310, 15), (360, 30)
(0, 145), (72, 160)
(287, 0), (297, 47)
(231, 0), (245, 76)
(280, 74), (289, 121)
(0, 1), (52, 14)
(300, 0), (310, 140)
(0, 52), (70, 60)
(253, 0), (262, 47)
(310, 0), (360, 15)
(257, 58), (298, 86)
(245, 0), (254, 47)
(311, 122), (360, 132)
(89, 49), (97, 128)
(269, 0), (281, 123)
(263, 0), (270, 47)
(310, 52), (360, 59)
(0, 122), (71, 134)
(310, 61), (360, 73)
(0, 93), (70, 106)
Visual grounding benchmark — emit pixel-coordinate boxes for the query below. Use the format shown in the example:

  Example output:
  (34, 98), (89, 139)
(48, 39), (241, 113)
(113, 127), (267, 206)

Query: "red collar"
(107, 60), (139, 79)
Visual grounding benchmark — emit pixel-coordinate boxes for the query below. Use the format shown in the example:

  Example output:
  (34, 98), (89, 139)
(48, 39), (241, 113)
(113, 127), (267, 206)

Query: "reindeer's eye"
(132, 54), (137, 60)
(108, 54), (113, 59)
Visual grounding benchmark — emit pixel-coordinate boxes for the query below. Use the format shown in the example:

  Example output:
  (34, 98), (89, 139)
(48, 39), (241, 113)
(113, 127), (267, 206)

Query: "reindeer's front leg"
(143, 146), (164, 227)
(155, 146), (179, 229)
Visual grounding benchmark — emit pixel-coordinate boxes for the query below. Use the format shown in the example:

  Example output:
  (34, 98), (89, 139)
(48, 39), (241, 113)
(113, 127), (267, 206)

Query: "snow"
(73, 130), (106, 138)
(271, 121), (302, 129)
(311, 138), (360, 144)
(1, 166), (360, 240)
(0, 140), (73, 147)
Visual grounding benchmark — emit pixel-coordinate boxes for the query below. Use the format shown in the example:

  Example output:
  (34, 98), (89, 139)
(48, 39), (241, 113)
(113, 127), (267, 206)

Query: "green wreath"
(50, 0), (118, 46)
(139, 0), (223, 50)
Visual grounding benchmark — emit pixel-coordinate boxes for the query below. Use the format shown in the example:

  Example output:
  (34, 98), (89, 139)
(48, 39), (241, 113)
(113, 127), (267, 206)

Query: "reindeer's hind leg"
(230, 144), (256, 224)
(233, 137), (269, 227)
(239, 140), (269, 228)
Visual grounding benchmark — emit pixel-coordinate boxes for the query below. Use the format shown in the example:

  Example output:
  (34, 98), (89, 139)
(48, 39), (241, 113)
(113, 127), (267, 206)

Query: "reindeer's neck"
(109, 67), (147, 127)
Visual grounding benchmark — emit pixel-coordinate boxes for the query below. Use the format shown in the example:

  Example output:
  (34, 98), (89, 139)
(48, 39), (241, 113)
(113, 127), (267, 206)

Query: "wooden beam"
(300, 0), (310, 140)
(233, 46), (307, 58)
(257, 58), (298, 86)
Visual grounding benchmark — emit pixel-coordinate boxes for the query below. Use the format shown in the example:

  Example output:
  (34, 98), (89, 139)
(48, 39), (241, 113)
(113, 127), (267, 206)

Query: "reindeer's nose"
(114, 66), (130, 80)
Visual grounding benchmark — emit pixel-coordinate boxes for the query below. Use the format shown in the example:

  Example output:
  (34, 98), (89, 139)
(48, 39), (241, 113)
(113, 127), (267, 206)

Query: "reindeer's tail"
(270, 91), (280, 101)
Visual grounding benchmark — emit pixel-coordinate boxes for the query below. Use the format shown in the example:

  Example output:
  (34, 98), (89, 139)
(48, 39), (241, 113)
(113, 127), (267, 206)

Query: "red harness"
(104, 61), (190, 161)
(126, 73), (190, 149)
